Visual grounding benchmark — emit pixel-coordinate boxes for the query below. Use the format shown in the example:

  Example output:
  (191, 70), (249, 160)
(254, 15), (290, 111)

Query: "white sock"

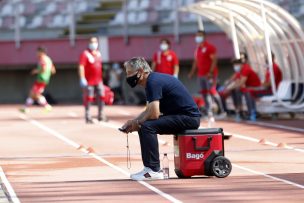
(25, 97), (34, 106)
(37, 96), (47, 106)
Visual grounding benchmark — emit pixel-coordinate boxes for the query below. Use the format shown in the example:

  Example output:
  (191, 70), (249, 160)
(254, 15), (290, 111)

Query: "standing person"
(78, 37), (107, 124)
(188, 30), (223, 118)
(151, 39), (179, 78)
(120, 57), (201, 181)
(20, 47), (56, 113)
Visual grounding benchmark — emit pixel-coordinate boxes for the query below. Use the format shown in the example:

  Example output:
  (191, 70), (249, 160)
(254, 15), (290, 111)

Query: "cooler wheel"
(211, 156), (232, 178)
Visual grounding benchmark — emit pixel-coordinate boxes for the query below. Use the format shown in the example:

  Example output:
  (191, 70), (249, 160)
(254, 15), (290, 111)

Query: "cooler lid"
(177, 128), (223, 135)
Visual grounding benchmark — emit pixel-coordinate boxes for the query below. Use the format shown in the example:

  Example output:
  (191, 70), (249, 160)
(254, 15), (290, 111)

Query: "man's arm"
(237, 76), (247, 88)
(78, 64), (85, 79)
(51, 64), (56, 75)
(121, 100), (160, 133)
(78, 64), (88, 87)
(137, 101), (160, 123)
(31, 63), (46, 75)
(208, 54), (217, 78)
(151, 62), (156, 72)
(173, 64), (179, 78)
(188, 59), (197, 78)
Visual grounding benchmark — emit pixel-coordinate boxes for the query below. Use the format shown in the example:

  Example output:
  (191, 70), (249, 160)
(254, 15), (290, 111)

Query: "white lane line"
(19, 115), (181, 203)
(200, 123), (304, 153)
(233, 164), (304, 189)
(246, 121), (304, 133)
(228, 131), (304, 153)
(0, 167), (20, 203)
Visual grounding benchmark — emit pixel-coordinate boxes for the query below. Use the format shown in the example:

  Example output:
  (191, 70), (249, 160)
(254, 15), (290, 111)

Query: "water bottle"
(162, 153), (169, 179)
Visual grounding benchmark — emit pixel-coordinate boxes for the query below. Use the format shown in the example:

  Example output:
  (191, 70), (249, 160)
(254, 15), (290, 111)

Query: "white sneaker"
(130, 167), (164, 181)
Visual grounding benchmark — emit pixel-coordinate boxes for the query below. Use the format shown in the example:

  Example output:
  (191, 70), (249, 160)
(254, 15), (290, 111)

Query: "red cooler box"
(174, 128), (231, 178)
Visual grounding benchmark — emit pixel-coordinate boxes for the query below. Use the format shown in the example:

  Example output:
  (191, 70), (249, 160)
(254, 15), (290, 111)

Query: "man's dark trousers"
(138, 115), (200, 172)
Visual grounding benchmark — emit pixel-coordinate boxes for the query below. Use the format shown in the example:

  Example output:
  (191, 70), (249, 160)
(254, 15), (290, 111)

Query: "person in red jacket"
(232, 58), (261, 121)
(248, 53), (283, 97)
(219, 52), (248, 120)
(78, 37), (107, 124)
(151, 39), (179, 78)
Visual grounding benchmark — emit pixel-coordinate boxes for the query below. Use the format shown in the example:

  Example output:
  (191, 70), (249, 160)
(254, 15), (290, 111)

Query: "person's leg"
(138, 115), (200, 172)
(84, 86), (94, 123)
(244, 92), (257, 121)
(96, 82), (107, 121)
(200, 77), (212, 116)
(219, 90), (230, 114)
(231, 89), (242, 121)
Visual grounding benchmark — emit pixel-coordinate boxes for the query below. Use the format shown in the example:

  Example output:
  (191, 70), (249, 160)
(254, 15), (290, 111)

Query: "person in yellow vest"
(20, 47), (56, 113)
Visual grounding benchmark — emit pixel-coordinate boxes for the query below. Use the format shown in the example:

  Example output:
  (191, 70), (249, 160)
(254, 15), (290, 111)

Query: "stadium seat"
(109, 11), (124, 25)
(41, 2), (57, 15)
(128, 12), (137, 24)
(128, 0), (139, 11)
(27, 15), (43, 29)
(260, 80), (292, 103)
(75, 1), (88, 14)
(49, 14), (67, 28)
(161, 11), (175, 23)
(1, 3), (13, 17)
(181, 13), (197, 22)
(156, 0), (173, 10)
(137, 11), (148, 23)
(139, 0), (150, 10)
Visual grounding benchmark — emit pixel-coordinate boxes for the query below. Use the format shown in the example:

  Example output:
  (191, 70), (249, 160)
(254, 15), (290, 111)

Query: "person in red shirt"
(79, 37), (107, 124)
(232, 58), (261, 121)
(151, 39), (179, 78)
(263, 54), (282, 90)
(188, 30), (223, 118)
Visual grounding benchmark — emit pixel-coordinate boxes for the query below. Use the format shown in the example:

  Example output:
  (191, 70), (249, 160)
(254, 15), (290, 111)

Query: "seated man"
(230, 58), (261, 121)
(120, 57), (201, 181)
(218, 52), (247, 120)
(248, 53), (283, 97)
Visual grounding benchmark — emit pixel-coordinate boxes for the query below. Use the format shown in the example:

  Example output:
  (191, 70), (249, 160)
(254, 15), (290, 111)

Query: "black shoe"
(86, 118), (94, 124)
(98, 115), (108, 122)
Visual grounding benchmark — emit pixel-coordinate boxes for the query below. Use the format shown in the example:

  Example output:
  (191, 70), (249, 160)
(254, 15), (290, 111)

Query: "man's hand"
(31, 69), (38, 75)
(207, 72), (213, 79)
(80, 78), (88, 88)
(120, 119), (140, 133)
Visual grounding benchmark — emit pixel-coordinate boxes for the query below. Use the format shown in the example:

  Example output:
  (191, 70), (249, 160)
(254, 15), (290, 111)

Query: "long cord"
(126, 133), (131, 169)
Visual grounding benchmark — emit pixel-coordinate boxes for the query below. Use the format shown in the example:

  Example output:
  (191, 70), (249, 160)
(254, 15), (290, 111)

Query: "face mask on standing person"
(195, 36), (204, 44)
(88, 42), (98, 51)
(160, 43), (169, 51)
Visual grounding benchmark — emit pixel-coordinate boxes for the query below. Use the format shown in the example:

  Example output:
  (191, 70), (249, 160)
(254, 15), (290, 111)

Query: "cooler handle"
(192, 136), (212, 151)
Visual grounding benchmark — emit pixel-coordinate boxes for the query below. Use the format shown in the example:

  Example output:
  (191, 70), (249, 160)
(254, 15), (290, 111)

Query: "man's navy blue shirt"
(145, 72), (201, 117)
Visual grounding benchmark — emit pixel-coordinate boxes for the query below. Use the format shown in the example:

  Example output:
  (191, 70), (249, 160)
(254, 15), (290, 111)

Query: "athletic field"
(0, 105), (303, 203)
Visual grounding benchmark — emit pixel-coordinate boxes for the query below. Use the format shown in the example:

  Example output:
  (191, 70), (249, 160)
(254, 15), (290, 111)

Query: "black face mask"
(126, 71), (140, 88)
